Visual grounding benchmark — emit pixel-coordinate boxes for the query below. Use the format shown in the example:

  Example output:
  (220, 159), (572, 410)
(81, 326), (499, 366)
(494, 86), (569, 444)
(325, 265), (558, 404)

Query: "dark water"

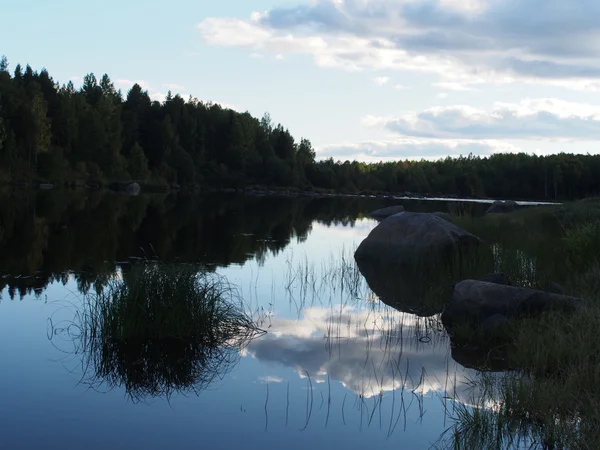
(0, 191), (494, 450)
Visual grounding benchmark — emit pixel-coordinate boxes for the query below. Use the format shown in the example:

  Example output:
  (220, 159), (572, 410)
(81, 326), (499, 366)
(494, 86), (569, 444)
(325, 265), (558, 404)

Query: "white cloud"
(317, 138), (521, 162)
(205, 100), (238, 110)
(364, 98), (600, 140)
(393, 84), (409, 90)
(373, 76), (390, 86)
(198, 0), (600, 91)
(259, 376), (284, 383)
(115, 79), (151, 91)
(162, 83), (185, 91)
(150, 92), (167, 103)
(437, 92), (448, 99)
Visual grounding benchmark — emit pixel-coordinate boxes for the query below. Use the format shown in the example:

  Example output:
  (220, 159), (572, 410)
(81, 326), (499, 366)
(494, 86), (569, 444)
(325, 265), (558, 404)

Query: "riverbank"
(1, 180), (561, 205)
(445, 197), (600, 449)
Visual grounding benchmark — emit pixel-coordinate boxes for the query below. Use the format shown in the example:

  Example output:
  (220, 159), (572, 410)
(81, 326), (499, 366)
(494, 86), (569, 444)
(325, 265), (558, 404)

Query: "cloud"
(317, 138), (521, 161)
(198, 0), (600, 90)
(259, 376), (284, 383)
(246, 304), (483, 403)
(115, 79), (151, 91)
(393, 84), (409, 90)
(373, 76), (390, 86)
(162, 83), (185, 91)
(364, 98), (600, 140)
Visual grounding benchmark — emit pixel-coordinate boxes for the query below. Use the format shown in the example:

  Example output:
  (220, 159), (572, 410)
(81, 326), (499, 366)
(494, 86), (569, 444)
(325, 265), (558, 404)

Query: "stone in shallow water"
(441, 280), (585, 331)
(355, 212), (488, 316)
(355, 211), (482, 265)
(366, 205), (405, 220)
(486, 200), (518, 214)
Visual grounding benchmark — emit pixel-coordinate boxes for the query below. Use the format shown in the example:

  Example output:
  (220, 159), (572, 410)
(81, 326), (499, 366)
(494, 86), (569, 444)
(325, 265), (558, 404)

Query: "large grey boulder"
(486, 200), (518, 214)
(432, 211), (452, 221)
(355, 213), (487, 316)
(441, 280), (585, 330)
(355, 212), (482, 265)
(367, 205), (405, 220)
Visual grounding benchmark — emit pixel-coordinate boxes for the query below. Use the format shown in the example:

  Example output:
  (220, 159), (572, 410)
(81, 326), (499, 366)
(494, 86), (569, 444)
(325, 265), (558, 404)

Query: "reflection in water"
(49, 263), (263, 401)
(245, 255), (496, 436)
(0, 190), (489, 299)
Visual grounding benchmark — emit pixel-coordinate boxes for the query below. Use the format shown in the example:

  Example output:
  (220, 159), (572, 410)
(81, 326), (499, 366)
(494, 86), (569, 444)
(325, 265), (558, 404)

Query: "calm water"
(0, 191), (494, 450)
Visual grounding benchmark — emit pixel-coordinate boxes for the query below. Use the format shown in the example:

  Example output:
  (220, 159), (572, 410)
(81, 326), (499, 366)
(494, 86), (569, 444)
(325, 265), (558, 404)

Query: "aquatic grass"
(441, 197), (600, 450)
(75, 262), (264, 401)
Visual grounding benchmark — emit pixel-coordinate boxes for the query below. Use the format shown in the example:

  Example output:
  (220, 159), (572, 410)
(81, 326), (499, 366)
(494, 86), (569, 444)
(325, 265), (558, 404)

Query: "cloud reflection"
(247, 304), (483, 405)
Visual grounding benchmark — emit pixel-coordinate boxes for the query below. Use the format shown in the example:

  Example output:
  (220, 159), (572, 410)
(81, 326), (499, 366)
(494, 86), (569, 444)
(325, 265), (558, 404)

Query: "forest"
(1, 56), (600, 201)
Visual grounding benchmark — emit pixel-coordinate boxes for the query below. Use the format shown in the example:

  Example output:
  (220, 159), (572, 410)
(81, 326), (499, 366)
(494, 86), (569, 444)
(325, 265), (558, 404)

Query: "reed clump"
(78, 262), (263, 401)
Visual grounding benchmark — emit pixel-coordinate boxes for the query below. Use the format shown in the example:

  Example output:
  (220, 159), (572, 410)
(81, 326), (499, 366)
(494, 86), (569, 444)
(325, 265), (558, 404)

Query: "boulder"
(441, 280), (585, 331)
(486, 200), (519, 214)
(480, 313), (510, 335)
(355, 212), (482, 266)
(367, 205), (405, 220)
(450, 344), (513, 372)
(356, 259), (449, 316)
(125, 182), (140, 196)
(109, 181), (140, 195)
(432, 211), (452, 221)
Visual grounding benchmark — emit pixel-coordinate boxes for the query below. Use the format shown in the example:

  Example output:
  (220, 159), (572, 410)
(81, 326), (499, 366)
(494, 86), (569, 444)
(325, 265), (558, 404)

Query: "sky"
(3, 0), (600, 162)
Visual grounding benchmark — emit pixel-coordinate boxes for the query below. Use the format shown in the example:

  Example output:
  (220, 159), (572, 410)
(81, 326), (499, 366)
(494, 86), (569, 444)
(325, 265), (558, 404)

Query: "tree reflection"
(0, 190), (484, 300)
(50, 263), (264, 401)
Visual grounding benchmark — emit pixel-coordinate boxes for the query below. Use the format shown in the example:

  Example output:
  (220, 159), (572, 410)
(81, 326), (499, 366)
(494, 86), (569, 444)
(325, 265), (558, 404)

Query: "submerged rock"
(367, 205), (405, 220)
(356, 258), (450, 316)
(355, 212), (482, 266)
(450, 344), (513, 372)
(486, 200), (519, 214)
(441, 280), (585, 331)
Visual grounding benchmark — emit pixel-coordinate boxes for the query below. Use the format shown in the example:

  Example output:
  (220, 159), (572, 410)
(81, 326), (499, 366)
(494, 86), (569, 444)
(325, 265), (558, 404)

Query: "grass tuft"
(75, 262), (263, 401)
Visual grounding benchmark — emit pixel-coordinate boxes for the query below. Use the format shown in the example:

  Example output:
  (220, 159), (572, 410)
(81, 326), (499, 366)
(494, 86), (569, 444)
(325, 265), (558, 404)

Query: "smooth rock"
(367, 205), (405, 220)
(486, 200), (519, 214)
(355, 212), (482, 266)
(432, 211), (452, 221)
(125, 182), (140, 196)
(441, 280), (585, 330)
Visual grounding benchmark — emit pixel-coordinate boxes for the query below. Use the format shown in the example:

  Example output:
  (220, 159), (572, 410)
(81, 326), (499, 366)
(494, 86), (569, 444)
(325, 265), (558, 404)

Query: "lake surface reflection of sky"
(0, 216), (485, 450)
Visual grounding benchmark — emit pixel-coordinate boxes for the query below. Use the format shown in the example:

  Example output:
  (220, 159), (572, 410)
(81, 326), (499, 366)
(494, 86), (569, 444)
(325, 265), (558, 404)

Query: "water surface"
(0, 191), (499, 449)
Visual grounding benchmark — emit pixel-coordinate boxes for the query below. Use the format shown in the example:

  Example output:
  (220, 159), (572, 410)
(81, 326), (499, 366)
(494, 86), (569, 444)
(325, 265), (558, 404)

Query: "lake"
(0, 191), (514, 450)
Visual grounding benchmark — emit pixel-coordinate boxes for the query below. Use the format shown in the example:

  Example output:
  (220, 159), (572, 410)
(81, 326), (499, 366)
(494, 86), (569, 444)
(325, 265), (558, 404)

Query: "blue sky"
(3, 0), (600, 161)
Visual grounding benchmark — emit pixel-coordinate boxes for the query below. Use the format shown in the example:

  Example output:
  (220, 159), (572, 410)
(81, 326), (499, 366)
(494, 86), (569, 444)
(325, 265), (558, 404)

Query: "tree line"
(1, 56), (599, 200)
